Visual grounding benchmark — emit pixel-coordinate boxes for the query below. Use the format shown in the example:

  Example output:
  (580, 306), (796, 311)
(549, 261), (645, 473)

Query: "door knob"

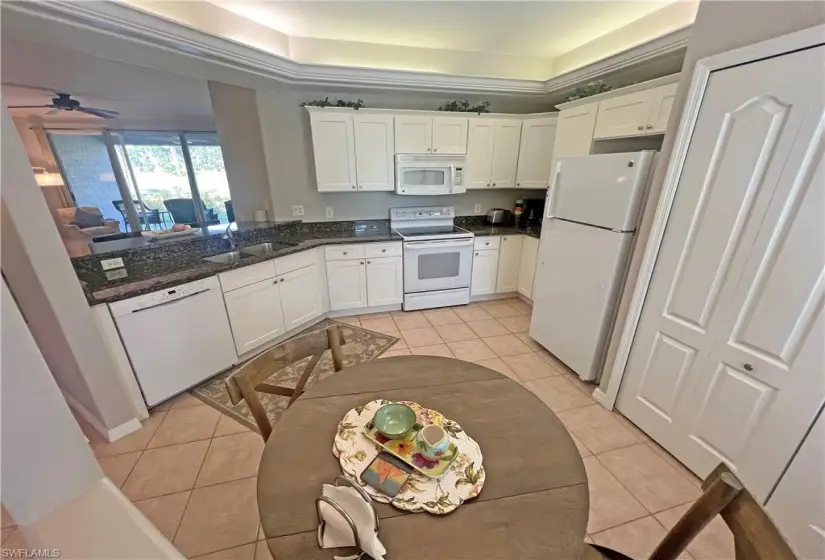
(637, 125), (644, 130)
(743, 363), (754, 371)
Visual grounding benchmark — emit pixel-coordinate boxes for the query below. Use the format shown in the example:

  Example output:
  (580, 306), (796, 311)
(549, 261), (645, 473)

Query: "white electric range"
(390, 206), (474, 311)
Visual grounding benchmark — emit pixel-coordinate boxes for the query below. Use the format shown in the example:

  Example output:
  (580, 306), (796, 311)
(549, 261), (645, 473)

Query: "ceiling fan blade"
(45, 108), (62, 115)
(7, 105), (53, 109)
(85, 107), (120, 116)
(77, 107), (119, 119)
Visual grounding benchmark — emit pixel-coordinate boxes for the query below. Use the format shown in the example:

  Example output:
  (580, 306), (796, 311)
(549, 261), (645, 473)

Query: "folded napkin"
(318, 483), (387, 560)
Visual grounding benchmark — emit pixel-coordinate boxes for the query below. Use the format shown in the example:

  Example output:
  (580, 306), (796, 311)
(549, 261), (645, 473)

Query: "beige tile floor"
(1, 299), (733, 560)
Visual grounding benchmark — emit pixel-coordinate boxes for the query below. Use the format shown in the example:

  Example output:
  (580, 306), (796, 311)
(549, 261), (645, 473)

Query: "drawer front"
(218, 260), (277, 292)
(324, 244), (366, 261)
(365, 242), (402, 258)
(474, 236), (501, 250)
(274, 249), (316, 276)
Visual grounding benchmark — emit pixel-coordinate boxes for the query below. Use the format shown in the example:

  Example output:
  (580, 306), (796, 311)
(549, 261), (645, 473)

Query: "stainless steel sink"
(202, 251), (249, 265)
(240, 242), (295, 258)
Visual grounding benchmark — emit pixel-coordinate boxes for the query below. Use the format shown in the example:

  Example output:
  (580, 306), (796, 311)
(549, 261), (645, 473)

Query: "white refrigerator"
(529, 151), (656, 381)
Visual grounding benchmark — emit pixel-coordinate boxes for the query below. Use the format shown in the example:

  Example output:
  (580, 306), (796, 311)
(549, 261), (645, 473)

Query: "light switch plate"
(291, 205), (305, 216)
(100, 257), (125, 271)
(474, 203), (482, 214)
(325, 207), (334, 219)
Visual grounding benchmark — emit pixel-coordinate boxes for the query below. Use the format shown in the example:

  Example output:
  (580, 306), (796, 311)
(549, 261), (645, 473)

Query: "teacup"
(416, 424), (450, 460)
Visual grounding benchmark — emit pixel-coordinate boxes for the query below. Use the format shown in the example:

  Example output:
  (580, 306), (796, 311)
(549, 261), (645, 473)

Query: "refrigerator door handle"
(546, 162), (562, 219)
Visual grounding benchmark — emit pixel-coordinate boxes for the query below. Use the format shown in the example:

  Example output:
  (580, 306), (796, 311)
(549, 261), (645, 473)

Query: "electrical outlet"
(325, 207), (334, 219)
(100, 257), (125, 271)
(291, 205), (305, 216)
(474, 203), (482, 214)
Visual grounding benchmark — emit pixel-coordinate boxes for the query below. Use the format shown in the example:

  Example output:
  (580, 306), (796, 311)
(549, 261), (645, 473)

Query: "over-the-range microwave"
(395, 154), (466, 195)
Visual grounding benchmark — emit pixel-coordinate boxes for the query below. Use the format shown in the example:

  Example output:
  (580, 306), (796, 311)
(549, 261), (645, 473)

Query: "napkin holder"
(316, 477), (380, 558)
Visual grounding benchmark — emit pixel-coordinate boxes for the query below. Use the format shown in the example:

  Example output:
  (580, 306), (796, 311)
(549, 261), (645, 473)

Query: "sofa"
(55, 207), (120, 256)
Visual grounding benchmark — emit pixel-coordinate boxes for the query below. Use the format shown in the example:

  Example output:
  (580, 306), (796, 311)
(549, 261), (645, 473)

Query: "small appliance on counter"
(390, 206), (474, 310)
(485, 208), (511, 225)
(519, 198), (546, 229)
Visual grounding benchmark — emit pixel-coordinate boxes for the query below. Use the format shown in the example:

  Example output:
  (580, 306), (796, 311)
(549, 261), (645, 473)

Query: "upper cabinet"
(309, 111), (357, 192)
(489, 119), (523, 189)
(551, 103), (598, 171)
(466, 119), (524, 189)
(353, 113), (395, 191)
(395, 115), (468, 154)
(593, 83), (678, 140)
(516, 117), (558, 189)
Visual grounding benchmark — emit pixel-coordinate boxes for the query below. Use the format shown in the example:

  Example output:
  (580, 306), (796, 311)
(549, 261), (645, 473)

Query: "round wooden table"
(258, 355), (589, 559)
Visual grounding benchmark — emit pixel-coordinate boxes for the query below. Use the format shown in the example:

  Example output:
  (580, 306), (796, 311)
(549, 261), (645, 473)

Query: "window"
(48, 129), (231, 232)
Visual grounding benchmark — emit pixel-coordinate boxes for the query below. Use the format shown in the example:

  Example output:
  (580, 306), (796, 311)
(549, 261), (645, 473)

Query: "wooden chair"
(584, 463), (796, 560)
(225, 326), (346, 441)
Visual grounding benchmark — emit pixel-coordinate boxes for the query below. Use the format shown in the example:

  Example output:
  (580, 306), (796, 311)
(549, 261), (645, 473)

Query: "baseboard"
(592, 388), (612, 411)
(328, 303), (402, 317)
(62, 390), (141, 443)
(516, 293), (534, 306)
(469, 292), (519, 303)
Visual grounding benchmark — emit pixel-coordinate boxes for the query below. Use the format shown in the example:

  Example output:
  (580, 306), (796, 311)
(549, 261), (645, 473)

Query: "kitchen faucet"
(222, 224), (237, 250)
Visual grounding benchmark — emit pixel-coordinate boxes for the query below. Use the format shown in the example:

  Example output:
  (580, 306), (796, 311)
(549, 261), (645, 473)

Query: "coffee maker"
(519, 198), (545, 229)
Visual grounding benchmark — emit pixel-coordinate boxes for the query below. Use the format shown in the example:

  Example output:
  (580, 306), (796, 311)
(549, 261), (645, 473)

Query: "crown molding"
(3, 1), (690, 96)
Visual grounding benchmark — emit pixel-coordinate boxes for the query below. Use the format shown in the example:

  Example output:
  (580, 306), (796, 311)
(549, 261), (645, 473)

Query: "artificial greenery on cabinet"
(564, 82), (612, 102)
(301, 97), (365, 109)
(436, 100), (492, 114)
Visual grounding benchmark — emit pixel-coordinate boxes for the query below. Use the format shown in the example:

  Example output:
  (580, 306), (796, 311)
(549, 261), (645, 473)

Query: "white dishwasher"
(109, 276), (238, 407)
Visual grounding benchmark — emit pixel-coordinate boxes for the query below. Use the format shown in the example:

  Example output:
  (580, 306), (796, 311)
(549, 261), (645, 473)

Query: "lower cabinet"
(326, 259), (369, 311)
(496, 235), (523, 293)
(471, 249), (499, 296)
(517, 236), (539, 299)
(224, 278), (286, 355)
(280, 264), (324, 330)
(366, 256), (403, 306)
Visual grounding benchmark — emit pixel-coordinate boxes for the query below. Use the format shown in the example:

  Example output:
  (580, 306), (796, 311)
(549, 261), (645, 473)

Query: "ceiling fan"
(8, 92), (121, 119)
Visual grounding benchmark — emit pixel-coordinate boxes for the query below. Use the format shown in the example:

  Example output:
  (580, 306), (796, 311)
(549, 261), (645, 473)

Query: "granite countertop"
(74, 218), (541, 305)
(454, 216), (542, 239)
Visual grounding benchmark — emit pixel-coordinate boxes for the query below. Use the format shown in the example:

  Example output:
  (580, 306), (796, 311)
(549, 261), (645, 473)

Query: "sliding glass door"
(48, 129), (231, 233)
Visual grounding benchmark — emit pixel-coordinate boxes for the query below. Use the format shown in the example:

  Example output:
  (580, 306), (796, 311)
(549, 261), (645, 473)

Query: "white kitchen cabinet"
(432, 117), (469, 154)
(309, 111), (357, 192)
(594, 83), (678, 139)
(395, 115), (467, 154)
(465, 120), (495, 189)
(495, 235), (523, 293)
(354, 113), (395, 191)
(279, 264), (323, 330)
(471, 249), (499, 296)
(646, 83), (678, 134)
(489, 119), (522, 188)
(326, 259), (368, 311)
(224, 278), (286, 355)
(516, 117), (558, 189)
(366, 256), (403, 306)
(517, 236), (539, 299)
(551, 103), (597, 171)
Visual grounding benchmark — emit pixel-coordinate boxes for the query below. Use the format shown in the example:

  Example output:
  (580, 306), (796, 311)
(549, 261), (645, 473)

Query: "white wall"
(208, 81), (273, 222)
(601, 1), (825, 392)
(0, 102), (136, 434)
(257, 86), (554, 221)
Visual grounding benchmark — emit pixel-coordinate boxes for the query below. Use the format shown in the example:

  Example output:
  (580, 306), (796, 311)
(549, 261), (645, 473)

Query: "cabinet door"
(432, 117), (468, 154)
(223, 279), (285, 355)
(326, 260), (368, 311)
(593, 90), (651, 139)
(517, 236), (539, 299)
(309, 112), (357, 192)
(354, 113), (395, 191)
(471, 249), (499, 296)
(551, 103), (597, 170)
(394, 115), (432, 153)
(516, 117), (558, 189)
(490, 119), (522, 188)
(279, 264), (323, 331)
(366, 256), (403, 306)
(645, 83), (678, 134)
(495, 235), (523, 292)
(465, 120), (495, 189)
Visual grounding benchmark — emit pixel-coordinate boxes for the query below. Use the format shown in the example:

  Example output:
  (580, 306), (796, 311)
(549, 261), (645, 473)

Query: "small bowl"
(373, 403), (416, 439)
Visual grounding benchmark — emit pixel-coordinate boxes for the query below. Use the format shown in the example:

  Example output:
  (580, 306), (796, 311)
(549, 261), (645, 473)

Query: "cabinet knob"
(367, 260), (371, 264)
(492, 182), (496, 186)
(426, 148), (431, 152)
(637, 125), (644, 130)
(360, 261), (364, 265)
(351, 185), (356, 189)
(343, 251), (348, 255)
(475, 252), (479, 256)
(433, 148), (438, 152)
(280, 278), (284, 283)
(646, 124), (653, 129)
(485, 242), (490, 246)
(517, 183), (520, 186)
(381, 249), (386, 253)
(486, 183), (490, 187)
(743, 363), (754, 371)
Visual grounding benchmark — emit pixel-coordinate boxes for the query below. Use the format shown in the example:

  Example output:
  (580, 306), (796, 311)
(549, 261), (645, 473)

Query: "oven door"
(403, 238), (474, 292)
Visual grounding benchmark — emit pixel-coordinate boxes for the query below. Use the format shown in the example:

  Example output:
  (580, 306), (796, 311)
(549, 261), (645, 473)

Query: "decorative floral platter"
(363, 421), (459, 478)
(333, 399), (486, 515)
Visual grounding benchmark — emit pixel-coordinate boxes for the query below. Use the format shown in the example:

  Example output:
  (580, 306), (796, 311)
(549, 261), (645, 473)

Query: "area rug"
(191, 319), (399, 433)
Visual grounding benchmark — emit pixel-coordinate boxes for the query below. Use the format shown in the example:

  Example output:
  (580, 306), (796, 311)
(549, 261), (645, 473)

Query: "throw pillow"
(71, 208), (105, 228)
